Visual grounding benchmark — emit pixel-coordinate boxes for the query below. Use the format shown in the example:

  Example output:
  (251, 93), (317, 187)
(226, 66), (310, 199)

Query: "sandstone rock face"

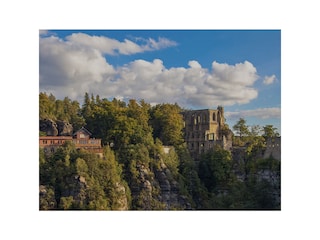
(154, 159), (192, 210)
(56, 120), (73, 136)
(256, 169), (281, 207)
(40, 176), (130, 210)
(114, 182), (129, 210)
(61, 175), (88, 205)
(128, 160), (191, 210)
(40, 119), (59, 136)
(263, 137), (281, 161)
(39, 185), (47, 195)
(40, 119), (73, 136)
(39, 185), (56, 210)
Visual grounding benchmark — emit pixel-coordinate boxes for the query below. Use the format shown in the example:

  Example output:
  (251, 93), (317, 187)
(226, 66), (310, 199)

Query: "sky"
(39, 30), (281, 134)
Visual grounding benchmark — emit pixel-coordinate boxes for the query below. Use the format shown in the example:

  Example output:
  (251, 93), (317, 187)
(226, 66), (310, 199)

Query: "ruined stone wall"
(182, 107), (229, 160)
(263, 137), (281, 160)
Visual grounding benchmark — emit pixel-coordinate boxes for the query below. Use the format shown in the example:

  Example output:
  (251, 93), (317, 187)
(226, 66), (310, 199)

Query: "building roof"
(73, 127), (92, 136)
(40, 136), (73, 140)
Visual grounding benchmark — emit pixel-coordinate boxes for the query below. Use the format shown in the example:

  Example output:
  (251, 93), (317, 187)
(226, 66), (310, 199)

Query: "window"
(80, 133), (85, 138)
(212, 113), (216, 121)
(208, 133), (214, 141)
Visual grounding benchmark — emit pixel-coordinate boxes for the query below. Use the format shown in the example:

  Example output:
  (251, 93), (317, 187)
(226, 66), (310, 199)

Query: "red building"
(39, 127), (103, 157)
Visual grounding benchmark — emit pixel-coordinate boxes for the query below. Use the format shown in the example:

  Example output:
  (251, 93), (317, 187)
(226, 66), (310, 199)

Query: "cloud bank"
(65, 33), (178, 55)
(40, 33), (260, 107)
(225, 107), (281, 120)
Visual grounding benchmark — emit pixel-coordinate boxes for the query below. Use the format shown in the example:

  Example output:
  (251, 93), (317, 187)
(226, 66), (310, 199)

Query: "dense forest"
(39, 92), (280, 210)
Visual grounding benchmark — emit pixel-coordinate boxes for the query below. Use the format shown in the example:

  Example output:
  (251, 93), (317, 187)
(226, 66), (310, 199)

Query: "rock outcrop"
(40, 119), (73, 136)
(39, 185), (57, 210)
(114, 182), (129, 210)
(154, 161), (191, 210)
(40, 119), (58, 136)
(130, 159), (191, 210)
(40, 175), (130, 210)
(56, 120), (73, 136)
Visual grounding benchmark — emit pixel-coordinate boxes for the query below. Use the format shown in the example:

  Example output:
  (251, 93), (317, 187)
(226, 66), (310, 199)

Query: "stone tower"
(181, 107), (232, 160)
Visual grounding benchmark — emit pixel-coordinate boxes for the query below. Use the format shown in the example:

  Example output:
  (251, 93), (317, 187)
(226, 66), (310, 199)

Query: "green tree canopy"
(233, 118), (250, 138)
(198, 146), (233, 192)
(150, 103), (184, 147)
(263, 125), (280, 138)
(39, 92), (85, 128)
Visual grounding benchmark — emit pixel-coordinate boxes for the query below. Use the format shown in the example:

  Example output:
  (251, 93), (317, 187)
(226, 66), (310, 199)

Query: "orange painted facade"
(39, 136), (73, 147)
(39, 127), (103, 157)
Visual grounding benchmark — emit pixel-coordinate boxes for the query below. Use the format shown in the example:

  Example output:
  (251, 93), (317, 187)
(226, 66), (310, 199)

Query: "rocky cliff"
(129, 157), (192, 210)
(40, 119), (73, 136)
(231, 146), (280, 207)
(39, 175), (129, 210)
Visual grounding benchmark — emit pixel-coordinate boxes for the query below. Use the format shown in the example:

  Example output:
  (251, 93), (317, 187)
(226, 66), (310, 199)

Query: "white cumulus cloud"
(39, 35), (116, 99)
(188, 60), (202, 68)
(65, 33), (177, 55)
(263, 74), (276, 85)
(225, 107), (281, 120)
(146, 37), (178, 50)
(40, 33), (261, 107)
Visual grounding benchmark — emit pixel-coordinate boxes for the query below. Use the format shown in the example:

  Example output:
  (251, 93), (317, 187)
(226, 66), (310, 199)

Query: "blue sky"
(39, 30), (281, 134)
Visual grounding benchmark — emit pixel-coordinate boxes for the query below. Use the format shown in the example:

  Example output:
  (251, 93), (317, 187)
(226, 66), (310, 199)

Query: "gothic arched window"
(203, 113), (206, 123)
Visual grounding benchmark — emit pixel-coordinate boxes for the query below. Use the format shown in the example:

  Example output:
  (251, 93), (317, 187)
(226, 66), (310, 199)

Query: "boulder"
(40, 119), (73, 136)
(40, 119), (58, 136)
(56, 120), (73, 136)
